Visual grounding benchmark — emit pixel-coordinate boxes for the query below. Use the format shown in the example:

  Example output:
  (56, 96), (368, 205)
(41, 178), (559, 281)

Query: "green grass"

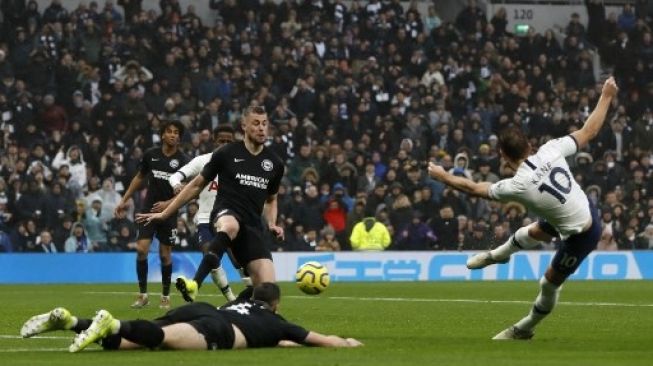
(1, 281), (652, 365)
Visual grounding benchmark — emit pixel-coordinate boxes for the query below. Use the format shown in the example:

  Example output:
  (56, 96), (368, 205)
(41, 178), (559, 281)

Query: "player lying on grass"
(20, 283), (363, 352)
(428, 77), (618, 340)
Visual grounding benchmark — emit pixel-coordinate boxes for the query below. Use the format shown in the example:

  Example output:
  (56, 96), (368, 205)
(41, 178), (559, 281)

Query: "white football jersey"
(169, 153), (218, 224)
(488, 135), (591, 239)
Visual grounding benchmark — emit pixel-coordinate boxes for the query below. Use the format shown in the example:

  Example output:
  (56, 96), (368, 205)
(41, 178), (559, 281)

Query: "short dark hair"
(213, 125), (235, 136)
(498, 127), (530, 161)
(252, 282), (281, 306)
(243, 105), (267, 118)
(160, 119), (185, 136)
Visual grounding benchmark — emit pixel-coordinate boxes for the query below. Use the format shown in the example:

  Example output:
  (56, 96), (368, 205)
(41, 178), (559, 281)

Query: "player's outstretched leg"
(467, 225), (544, 269)
(493, 275), (561, 340)
(21, 307), (75, 338)
(210, 267), (236, 301)
(70, 310), (119, 352)
(175, 276), (198, 302)
(466, 251), (509, 269)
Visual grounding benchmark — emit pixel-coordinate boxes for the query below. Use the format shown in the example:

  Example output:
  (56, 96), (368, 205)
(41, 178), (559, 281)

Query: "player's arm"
(428, 162), (492, 198)
(169, 155), (205, 194)
(264, 193), (284, 240)
(115, 171), (146, 216)
(570, 77), (618, 150)
(302, 331), (363, 348)
(277, 340), (303, 347)
(135, 175), (208, 224)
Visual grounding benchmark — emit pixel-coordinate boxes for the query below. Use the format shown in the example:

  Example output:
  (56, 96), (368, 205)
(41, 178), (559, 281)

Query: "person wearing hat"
(349, 215), (391, 251)
(428, 77), (618, 340)
(316, 225), (341, 251)
(115, 119), (189, 309)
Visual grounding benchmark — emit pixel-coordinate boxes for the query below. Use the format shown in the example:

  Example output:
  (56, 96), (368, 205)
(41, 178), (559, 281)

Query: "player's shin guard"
(136, 259), (148, 294)
(194, 232), (231, 287)
(514, 276), (561, 332)
(118, 320), (165, 349)
(491, 226), (541, 260)
(161, 263), (173, 296)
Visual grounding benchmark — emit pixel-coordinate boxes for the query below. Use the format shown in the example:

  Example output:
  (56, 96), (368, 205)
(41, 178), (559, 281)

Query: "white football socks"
(491, 225), (542, 260)
(211, 267), (236, 301)
(515, 276), (561, 332)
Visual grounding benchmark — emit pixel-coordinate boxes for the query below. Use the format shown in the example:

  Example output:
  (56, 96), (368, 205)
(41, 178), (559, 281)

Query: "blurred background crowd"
(0, 0), (652, 254)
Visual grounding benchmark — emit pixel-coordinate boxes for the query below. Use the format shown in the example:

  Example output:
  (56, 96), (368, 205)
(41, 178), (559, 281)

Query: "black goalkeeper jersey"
(138, 147), (189, 210)
(219, 300), (309, 348)
(200, 141), (284, 227)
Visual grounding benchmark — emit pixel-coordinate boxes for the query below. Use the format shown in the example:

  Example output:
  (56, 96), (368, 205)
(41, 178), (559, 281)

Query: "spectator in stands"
(34, 229), (57, 253)
(618, 3), (637, 32)
(395, 212), (437, 251)
(83, 198), (107, 250)
(464, 223), (493, 250)
(350, 216), (391, 251)
(43, 181), (73, 230)
(316, 226), (340, 251)
(51, 145), (86, 192)
(638, 224), (653, 249)
(16, 179), (47, 223)
(431, 205), (458, 250)
(64, 222), (90, 253)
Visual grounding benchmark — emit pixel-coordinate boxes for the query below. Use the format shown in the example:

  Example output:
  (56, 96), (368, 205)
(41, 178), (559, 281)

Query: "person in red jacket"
(40, 94), (68, 133)
(323, 197), (347, 234)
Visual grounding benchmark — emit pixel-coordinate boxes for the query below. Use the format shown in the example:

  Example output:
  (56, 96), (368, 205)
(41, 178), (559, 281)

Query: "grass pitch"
(1, 281), (652, 366)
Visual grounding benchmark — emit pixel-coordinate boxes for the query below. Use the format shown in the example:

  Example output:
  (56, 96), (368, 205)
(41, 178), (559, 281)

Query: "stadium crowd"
(0, 0), (652, 254)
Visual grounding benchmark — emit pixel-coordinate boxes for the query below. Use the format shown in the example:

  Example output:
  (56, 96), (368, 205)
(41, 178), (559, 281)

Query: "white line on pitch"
(0, 348), (65, 352)
(0, 335), (70, 339)
(81, 291), (653, 308)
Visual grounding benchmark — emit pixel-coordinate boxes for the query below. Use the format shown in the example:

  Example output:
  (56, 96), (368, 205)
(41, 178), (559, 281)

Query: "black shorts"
(154, 302), (235, 350)
(210, 208), (272, 266)
(230, 224), (273, 266)
(137, 216), (177, 246)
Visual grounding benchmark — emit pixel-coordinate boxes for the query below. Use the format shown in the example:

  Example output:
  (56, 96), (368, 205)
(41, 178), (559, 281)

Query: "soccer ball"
(295, 261), (330, 295)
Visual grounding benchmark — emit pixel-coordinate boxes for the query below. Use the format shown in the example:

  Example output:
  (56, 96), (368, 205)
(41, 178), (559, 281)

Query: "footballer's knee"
(214, 216), (239, 240)
(136, 240), (150, 259)
(247, 259), (276, 285)
(528, 223), (554, 242)
(159, 247), (172, 265)
(544, 267), (566, 286)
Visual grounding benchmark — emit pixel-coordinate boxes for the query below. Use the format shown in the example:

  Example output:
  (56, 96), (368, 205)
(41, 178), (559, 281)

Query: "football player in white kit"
(428, 77), (618, 340)
(167, 126), (245, 302)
